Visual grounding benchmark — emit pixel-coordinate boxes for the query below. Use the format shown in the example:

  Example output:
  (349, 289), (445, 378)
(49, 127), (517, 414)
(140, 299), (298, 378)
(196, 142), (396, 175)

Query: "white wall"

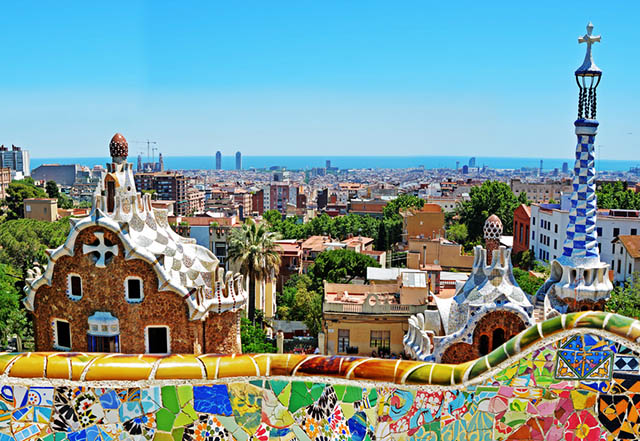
(530, 206), (640, 272)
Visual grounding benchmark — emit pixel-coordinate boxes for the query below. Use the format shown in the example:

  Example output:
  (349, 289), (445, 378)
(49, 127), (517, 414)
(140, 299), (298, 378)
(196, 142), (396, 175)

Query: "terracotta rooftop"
(275, 240), (302, 255)
(342, 236), (374, 247)
(301, 235), (329, 252)
(614, 235), (640, 259)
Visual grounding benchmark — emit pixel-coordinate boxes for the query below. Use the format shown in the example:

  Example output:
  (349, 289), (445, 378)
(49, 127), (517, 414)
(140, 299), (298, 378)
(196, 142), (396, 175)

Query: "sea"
(29, 156), (637, 173)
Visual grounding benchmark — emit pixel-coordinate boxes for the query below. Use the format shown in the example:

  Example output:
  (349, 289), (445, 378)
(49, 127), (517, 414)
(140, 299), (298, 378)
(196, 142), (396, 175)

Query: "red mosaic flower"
(564, 410), (600, 441)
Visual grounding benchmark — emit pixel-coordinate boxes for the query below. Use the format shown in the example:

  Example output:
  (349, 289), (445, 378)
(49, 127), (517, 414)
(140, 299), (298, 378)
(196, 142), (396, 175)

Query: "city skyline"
(1, 2), (638, 160)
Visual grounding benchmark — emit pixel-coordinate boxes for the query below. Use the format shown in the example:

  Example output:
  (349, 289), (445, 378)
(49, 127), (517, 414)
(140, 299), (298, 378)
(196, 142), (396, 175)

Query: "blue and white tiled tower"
(538, 23), (613, 317)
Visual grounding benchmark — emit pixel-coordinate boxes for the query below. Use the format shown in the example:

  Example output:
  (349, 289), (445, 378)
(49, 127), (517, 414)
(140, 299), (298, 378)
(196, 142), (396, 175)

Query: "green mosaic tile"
(367, 388), (377, 406)
(342, 386), (362, 403)
(309, 383), (325, 401)
(269, 379), (288, 396)
(156, 408), (177, 432)
(217, 415), (246, 440)
(173, 403), (197, 427)
(161, 385), (180, 414)
(171, 427), (185, 441)
(289, 382), (315, 413)
(177, 385), (193, 408)
(249, 379), (263, 388)
(333, 384), (346, 400)
(153, 433), (174, 441)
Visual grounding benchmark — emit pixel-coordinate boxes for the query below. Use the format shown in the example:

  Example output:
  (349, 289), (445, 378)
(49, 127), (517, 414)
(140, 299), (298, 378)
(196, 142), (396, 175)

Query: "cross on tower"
(577, 22), (601, 73)
(82, 232), (119, 268)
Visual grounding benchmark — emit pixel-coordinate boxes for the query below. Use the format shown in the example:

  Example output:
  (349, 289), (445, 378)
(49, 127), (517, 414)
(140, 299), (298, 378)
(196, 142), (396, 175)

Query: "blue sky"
(0, 1), (637, 159)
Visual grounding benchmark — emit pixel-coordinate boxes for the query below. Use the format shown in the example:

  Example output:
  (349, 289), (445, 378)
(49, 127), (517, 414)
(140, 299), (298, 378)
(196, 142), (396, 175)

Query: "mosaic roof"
(24, 141), (246, 319)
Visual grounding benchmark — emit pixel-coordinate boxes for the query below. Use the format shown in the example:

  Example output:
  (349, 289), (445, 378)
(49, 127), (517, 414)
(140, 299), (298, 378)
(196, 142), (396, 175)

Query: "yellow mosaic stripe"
(0, 311), (635, 385)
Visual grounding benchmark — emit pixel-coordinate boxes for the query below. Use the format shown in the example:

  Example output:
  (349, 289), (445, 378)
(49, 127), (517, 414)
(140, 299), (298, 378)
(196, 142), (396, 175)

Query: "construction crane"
(131, 140), (158, 163)
(151, 147), (159, 164)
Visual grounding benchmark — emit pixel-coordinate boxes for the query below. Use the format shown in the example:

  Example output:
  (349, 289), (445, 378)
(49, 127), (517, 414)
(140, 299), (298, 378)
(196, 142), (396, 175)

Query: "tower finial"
(575, 23), (602, 120)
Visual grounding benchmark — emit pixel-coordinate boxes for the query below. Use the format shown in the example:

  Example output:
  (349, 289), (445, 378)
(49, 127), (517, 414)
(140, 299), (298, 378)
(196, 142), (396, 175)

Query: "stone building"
(404, 215), (534, 363)
(24, 134), (247, 355)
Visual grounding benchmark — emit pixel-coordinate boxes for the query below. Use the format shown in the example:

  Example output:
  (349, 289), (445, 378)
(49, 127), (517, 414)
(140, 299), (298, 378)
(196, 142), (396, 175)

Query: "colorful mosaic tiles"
(1, 312), (640, 439)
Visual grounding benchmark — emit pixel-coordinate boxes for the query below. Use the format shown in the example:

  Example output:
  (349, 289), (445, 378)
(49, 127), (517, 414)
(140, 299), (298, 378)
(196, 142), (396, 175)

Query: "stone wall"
(33, 226), (203, 354)
(441, 310), (527, 363)
(3, 311), (640, 440)
(204, 310), (242, 354)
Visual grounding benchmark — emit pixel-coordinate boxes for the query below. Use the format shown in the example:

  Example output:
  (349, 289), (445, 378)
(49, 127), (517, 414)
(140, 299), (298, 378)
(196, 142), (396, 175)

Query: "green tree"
(77, 200), (92, 209)
(263, 210), (283, 225)
(513, 267), (544, 299)
(275, 274), (323, 336)
(309, 249), (379, 288)
(0, 263), (30, 347)
(240, 317), (276, 353)
(45, 181), (60, 199)
(518, 192), (530, 206)
(45, 181), (74, 209)
(294, 288), (323, 336)
(606, 273), (640, 318)
(597, 182), (640, 210)
(383, 194), (425, 219)
(0, 218), (71, 277)
(228, 218), (282, 322)
(57, 193), (74, 209)
(376, 219), (388, 251)
(447, 223), (468, 244)
(512, 249), (535, 270)
(5, 180), (47, 220)
(276, 274), (312, 321)
(455, 181), (520, 241)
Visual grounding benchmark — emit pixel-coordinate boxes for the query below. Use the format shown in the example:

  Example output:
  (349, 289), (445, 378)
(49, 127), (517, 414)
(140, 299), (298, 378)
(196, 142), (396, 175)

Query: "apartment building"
(529, 199), (640, 271)
(0, 145), (30, 176)
(134, 172), (188, 215)
(510, 178), (571, 203)
(0, 167), (11, 199)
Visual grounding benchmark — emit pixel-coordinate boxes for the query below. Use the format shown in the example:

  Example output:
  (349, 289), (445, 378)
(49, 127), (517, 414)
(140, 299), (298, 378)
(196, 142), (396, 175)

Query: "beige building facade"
(24, 198), (58, 222)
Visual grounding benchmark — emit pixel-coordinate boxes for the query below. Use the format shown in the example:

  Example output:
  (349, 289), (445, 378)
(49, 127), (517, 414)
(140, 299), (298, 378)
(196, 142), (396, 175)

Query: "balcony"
(324, 294), (430, 315)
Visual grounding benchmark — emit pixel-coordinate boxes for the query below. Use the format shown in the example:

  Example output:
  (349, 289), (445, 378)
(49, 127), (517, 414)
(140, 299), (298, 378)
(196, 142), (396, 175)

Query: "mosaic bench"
(1, 311), (639, 440)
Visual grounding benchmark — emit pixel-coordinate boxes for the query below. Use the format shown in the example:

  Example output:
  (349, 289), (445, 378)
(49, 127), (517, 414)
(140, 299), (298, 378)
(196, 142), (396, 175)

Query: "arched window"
(106, 176), (116, 213)
(492, 328), (506, 350)
(479, 335), (490, 356)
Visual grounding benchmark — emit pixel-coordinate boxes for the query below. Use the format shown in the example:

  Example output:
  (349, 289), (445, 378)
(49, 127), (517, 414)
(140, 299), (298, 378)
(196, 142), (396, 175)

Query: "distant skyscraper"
(158, 153), (164, 172)
(0, 145), (30, 176)
(562, 161), (569, 173)
(469, 157), (476, 168)
(216, 151), (222, 170)
(137, 154), (142, 172)
(235, 151), (242, 170)
(462, 165), (469, 175)
(539, 159), (543, 176)
(455, 161), (460, 171)
(326, 160), (331, 169)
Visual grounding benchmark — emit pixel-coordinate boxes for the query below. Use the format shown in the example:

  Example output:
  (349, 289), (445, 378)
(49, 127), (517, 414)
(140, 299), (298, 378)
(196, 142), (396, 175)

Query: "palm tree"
(228, 218), (282, 322)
